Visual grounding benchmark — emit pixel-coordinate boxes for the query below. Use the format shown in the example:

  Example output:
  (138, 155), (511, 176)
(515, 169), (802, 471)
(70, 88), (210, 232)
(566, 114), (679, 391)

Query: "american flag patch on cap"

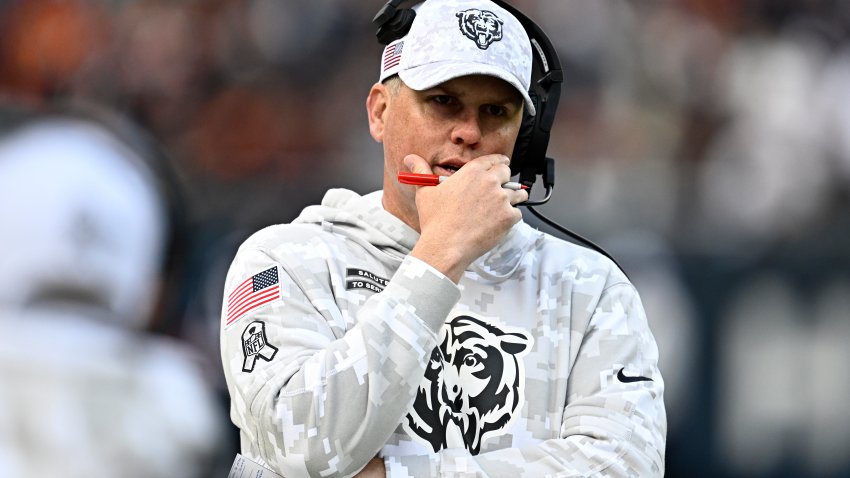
(225, 266), (280, 326)
(382, 40), (404, 75)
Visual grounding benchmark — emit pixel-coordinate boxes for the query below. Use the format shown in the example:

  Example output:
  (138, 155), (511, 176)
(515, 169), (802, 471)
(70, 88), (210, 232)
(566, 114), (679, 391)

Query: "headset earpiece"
(511, 88), (538, 177)
(374, 0), (417, 45)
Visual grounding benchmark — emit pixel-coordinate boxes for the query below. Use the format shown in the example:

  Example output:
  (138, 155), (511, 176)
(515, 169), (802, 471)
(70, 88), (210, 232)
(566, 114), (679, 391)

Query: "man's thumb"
(403, 154), (430, 173)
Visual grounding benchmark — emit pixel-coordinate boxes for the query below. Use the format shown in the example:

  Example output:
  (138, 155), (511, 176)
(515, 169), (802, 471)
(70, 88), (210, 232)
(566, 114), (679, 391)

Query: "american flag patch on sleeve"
(225, 266), (280, 326)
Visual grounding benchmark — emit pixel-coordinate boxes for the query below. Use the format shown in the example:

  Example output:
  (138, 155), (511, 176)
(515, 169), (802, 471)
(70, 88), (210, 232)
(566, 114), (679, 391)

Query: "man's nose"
(450, 111), (482, 147)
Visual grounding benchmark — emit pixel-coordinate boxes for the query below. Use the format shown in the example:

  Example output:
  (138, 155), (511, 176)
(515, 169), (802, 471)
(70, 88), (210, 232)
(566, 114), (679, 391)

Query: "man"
(220, 1), (666, 477)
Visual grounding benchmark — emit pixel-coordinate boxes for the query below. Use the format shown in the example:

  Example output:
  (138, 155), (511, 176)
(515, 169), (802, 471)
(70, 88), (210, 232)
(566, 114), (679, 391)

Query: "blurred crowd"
(1, 1), (849, 477)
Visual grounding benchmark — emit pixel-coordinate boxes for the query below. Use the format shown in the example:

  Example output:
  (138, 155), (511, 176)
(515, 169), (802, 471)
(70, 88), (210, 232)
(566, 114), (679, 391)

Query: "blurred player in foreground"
(0, 103), (226, 478)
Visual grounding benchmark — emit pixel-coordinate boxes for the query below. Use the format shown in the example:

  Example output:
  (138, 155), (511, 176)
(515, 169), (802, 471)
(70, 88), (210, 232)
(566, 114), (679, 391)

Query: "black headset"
(373, 0), (563, 201)
(373, 1), (627, 272)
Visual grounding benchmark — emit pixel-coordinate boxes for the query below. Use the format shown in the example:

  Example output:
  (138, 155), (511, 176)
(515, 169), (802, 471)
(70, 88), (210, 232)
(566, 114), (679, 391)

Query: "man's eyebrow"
(481, 91), (523, 108)
(494, 93), (523, 106)
(420, 85), (453, 96)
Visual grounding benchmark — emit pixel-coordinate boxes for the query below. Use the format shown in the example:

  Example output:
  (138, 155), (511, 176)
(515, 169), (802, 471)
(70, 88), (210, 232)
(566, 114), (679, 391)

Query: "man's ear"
(366, 83), (390, 143)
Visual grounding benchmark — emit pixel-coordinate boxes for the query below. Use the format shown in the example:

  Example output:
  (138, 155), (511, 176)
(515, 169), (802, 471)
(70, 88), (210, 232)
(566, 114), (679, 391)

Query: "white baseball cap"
(379, 0), (536, 116)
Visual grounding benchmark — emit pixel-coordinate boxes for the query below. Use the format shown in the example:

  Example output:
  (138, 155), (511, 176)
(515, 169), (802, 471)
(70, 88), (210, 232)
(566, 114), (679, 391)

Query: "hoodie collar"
(293, 189), (419, 259)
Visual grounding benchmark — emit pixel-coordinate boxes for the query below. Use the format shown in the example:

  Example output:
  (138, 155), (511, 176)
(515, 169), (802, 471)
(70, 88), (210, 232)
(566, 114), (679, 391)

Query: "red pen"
(398, 172), (528, 190)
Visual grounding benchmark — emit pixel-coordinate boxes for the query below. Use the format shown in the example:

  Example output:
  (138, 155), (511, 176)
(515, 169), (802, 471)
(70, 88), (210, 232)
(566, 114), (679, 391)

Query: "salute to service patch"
(345, 268), (388, 292)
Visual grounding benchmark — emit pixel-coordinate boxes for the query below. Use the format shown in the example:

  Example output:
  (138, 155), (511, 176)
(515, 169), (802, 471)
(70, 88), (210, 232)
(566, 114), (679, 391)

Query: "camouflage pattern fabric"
(221, 189), (666, 477)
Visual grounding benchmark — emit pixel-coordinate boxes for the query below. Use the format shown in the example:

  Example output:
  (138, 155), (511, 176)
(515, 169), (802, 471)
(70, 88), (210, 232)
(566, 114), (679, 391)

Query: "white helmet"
(0, 115), (169, 328)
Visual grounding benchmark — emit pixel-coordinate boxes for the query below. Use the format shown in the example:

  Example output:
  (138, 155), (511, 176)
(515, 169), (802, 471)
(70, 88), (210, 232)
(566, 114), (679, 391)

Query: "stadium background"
(2, 1), (850, 476)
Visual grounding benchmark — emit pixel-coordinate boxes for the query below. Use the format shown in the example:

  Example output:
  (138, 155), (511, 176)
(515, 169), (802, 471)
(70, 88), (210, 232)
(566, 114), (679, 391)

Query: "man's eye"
(483, 104), (508, 117)
(431, 95), (454, 106)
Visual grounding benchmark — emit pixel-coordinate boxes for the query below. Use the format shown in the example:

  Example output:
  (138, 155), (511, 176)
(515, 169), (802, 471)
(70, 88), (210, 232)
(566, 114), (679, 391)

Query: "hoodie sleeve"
(383, 282), (667, 478)
(220, 241), (461, 478)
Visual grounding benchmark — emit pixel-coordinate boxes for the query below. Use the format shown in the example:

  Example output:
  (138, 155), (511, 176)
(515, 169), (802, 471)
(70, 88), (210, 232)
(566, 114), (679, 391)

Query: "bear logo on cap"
(456, 9), (504, 50)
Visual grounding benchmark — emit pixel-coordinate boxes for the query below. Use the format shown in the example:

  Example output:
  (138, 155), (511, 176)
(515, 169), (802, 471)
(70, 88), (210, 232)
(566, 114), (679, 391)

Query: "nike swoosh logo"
(617, 367), (653, 383)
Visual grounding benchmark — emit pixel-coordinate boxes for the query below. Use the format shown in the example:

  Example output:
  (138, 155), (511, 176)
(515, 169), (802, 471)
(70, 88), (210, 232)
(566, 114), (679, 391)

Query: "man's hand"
(354, 457), (386, 477)
(406, 153), (528, 283)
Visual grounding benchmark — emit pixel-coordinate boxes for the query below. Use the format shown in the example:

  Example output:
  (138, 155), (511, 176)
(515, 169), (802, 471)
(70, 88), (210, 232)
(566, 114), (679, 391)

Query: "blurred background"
(1, 0), (849, 477)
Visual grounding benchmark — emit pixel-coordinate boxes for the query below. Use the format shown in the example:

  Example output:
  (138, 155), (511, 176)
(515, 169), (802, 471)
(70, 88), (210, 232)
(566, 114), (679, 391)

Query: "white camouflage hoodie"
(221, 189), (666, 478)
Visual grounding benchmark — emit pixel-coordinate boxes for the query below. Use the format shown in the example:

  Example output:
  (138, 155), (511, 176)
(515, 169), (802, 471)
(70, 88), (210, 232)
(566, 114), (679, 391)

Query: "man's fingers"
(404, 153), (515, 187)
(509, 188), (530, 206)
(403, 154), (431, 174)
(466, 154), (510, 171)
(493, 154), (511, 167)
(492, 163), (512, 183)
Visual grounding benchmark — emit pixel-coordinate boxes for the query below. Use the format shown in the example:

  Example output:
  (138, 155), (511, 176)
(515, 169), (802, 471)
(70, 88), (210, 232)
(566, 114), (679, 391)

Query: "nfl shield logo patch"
(241, 321), (278, 372)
